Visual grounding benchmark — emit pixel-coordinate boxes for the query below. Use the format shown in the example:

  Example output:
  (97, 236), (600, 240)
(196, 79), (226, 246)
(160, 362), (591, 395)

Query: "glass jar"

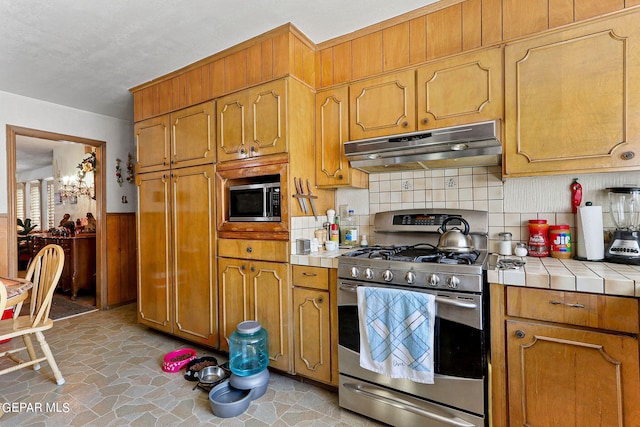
(515, 242), (528, 257)
(229, 320), (269, 377)
(528, 220), (549, 257)
(498, 232), (512, 255)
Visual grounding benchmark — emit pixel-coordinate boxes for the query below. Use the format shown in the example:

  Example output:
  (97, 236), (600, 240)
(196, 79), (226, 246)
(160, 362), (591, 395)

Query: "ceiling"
(1, 0), (438, 122)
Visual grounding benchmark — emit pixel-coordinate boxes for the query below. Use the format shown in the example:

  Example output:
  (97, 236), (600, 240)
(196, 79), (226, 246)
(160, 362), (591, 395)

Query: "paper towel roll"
(576, 205), (604, 260)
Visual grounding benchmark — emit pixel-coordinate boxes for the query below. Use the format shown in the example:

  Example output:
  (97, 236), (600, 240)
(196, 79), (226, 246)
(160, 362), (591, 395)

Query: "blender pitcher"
(606, 187), (640, 264)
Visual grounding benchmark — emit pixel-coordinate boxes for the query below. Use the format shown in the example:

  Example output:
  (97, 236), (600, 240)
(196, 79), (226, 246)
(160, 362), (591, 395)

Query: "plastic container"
(342, 210), (359, 246)
(229, 321), (269, 377)
(498, 232), (512, 256)
(208, 381), (252, 418)
(550, 225), (572, 259)
(528, 220), (549, 257)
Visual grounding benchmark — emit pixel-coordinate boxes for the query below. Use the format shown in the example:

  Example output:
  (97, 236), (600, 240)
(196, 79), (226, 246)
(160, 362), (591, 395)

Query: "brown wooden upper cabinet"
(315, 86), (368, 188)
(504, 9), (640, 177)
(216, 79), (288, 162)
(135, 101), (215, 174)
(349, 70), (416, 140)
(416, 47), (504, 130)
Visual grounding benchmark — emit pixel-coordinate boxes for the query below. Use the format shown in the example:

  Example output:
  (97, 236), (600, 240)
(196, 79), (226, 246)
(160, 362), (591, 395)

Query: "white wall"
(0, 90), (136, 214)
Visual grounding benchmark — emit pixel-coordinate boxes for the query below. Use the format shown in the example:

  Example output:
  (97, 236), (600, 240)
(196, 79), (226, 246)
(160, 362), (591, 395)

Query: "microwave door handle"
(263, 187), (268, 217)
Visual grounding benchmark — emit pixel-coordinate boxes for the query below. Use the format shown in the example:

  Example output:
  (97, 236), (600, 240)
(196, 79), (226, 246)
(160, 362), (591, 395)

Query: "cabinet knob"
(251, 266), (255, 272)
(240, 148), (246, 155)
(338, 174), (344, 180)
(421, 118), (429, 125)
(241, 265), (246, 270)
(515, 330), (526, 339)
(250, 146), (256, 153)
(622, 151), (635, 160)
(317, 297), (324, 304)
(402, 121), (409, 127)
(246, 247), (253, 253)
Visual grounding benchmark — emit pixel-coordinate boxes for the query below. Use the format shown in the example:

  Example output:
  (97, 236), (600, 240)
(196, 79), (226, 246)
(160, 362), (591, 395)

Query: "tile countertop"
(290, 247), (356, 269)
(487, 254), (640, 297)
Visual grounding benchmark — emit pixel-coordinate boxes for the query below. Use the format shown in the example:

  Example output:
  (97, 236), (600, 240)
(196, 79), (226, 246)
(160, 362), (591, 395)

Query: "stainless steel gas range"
(337, 209), (490, 427)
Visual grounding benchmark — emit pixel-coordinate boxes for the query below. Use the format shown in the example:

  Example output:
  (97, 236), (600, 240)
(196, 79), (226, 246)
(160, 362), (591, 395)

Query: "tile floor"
(0, 303), (385, 426)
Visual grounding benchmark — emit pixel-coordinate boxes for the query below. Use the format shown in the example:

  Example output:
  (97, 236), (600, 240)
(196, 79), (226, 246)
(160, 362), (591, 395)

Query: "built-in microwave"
(229, 181), (281, 222)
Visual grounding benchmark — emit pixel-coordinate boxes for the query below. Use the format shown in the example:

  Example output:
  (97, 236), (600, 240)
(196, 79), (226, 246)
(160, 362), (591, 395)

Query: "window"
(16, 183), (25, 222)
(29, 180), (41, 230)
(46, 180), (55, 229)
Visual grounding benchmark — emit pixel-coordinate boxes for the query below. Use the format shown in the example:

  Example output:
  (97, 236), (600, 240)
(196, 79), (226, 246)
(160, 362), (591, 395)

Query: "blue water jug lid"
(237, 320), (261, 334)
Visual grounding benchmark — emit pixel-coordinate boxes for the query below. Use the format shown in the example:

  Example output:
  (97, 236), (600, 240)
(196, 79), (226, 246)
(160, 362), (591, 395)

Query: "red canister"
(528, 220), (549, 257)
(550, 225), (572, 259)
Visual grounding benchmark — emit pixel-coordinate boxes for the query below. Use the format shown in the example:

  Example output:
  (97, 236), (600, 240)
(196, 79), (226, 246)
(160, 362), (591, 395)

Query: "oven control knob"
(382, 270), (394, 282)
(364, 268), (374, 280)
(427, 274), (440, 287)
(350, 267), (360, 278)
(405, 271), (416, 284)
(447, 276), (460, 289)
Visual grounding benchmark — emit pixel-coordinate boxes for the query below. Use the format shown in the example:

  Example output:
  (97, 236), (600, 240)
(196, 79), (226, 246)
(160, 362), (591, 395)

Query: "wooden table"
(2, 276), (32, 318)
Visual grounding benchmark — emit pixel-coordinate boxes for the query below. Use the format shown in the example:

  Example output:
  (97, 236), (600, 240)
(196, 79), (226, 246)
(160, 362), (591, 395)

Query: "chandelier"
(57, 152), (96, 202)
(59, 175), (94, 201)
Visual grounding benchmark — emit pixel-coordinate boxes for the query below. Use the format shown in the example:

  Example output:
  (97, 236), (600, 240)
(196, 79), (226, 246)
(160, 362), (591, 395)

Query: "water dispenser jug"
(229, 320), (269, 376)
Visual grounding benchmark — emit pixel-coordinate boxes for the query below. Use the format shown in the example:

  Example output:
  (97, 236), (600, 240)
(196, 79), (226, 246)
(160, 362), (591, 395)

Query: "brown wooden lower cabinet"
(106, 213), (137, 307)
(491, 284), (640, 427)
(291, 265), (338, 386)
(32, 233), (96, 300)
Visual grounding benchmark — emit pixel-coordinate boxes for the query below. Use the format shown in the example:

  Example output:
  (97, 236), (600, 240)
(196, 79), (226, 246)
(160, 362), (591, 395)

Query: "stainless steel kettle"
(437, 217), (475, 253)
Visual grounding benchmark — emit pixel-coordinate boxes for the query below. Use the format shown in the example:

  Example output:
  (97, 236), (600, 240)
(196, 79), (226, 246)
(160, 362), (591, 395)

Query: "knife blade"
(306, 179), (318, 220)
(295, 177), (308, 214)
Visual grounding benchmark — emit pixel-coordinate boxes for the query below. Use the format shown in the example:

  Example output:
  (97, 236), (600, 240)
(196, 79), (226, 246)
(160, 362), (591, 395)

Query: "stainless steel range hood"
(344, 121), (502, 173)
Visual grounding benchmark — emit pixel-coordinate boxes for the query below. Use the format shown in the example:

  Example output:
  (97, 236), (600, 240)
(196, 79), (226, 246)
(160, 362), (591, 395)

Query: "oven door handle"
(343, 382), (476, 427)
(339, 283), (477, 309)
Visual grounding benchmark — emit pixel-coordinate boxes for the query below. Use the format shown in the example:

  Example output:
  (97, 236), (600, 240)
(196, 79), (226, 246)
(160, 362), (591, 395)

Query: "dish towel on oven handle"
(357, 286), (436, 384)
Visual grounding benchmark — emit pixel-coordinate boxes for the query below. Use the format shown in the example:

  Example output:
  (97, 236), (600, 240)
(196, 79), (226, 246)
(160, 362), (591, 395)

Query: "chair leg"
(35, 331), (65, 385)
(22, 333), (41, 370)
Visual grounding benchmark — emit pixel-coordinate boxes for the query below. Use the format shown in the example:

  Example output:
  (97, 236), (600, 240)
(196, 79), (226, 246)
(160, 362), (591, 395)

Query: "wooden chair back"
(24, 244), (64, 327)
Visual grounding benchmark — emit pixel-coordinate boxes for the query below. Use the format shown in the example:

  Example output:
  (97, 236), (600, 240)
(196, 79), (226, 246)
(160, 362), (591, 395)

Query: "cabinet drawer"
(506, 287), (640, 334)
(292, 265), (329, 290)
(217, 238), (288, 262)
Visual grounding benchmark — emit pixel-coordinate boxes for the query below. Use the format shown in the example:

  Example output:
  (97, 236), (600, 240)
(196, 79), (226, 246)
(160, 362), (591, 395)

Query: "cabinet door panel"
(218, 257), (250, 351)
(504, 11), (640, 176)
(250, 79), (288, 157)
(171, 101), (215, 168)
(294, 287), (331, 383)
(217, 93), (248, 162)
(417, 47), (503, 130)
(506, 320), (640, 426)
(135, 116), (170, 174)
(136, 171), (172, 332)
(250, 261), (290, 372)
(349, 70), (416, 139)
(172, 165), (218, 347)
(315, 87), (367, 188)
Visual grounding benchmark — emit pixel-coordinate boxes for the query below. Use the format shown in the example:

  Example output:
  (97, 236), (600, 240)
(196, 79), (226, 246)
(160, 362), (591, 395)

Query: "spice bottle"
(528, 220), (549, 257)
(498, 232), (512, 256)
(550, 225), (572, 259)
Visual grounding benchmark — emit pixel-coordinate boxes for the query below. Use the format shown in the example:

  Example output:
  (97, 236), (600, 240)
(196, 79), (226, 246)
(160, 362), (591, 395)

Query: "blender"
(606, 187), (640, 264)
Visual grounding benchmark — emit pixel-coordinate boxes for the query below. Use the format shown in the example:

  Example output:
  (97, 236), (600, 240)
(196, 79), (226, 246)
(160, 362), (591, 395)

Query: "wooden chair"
(0, 244), (65, 385)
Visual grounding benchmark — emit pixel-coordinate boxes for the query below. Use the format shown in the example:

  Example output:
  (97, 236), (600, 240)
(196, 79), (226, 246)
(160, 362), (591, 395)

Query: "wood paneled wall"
(106, 213), (137, 307)
(132, 24), (315, 122)
(315, 0), (640, 88)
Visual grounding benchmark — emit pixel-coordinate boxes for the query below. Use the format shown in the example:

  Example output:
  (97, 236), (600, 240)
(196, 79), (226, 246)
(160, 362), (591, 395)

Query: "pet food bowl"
(162, 348), (196, 372)
(184, 356), (219, 381)
(230, 369), (270, 400)
(198, 366), (228, 386)
(208, 380), (252, 418)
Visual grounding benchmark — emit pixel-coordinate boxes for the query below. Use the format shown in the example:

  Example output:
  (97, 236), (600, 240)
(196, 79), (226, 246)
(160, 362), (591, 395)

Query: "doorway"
(6, 125), (107, 309)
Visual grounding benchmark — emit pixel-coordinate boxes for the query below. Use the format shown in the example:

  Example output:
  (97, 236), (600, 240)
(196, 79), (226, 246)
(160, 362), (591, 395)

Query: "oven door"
(337, 279), (486, 423)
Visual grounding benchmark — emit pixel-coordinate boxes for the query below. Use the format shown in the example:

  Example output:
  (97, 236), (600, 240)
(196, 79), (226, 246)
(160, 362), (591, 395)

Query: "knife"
(295, 178), (308, 214)
(306, 179), (318, 220)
